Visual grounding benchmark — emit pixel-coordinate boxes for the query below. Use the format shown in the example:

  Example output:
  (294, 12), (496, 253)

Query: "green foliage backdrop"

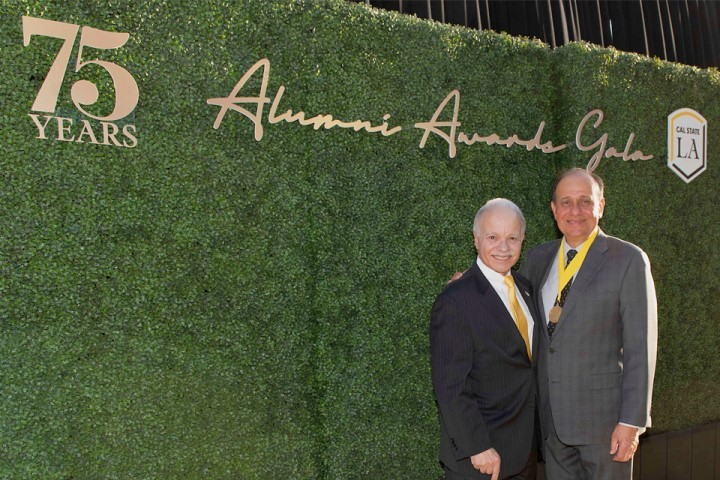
(1, 1), (718, 478)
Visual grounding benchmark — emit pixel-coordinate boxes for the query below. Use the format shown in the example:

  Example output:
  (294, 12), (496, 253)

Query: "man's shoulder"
(526, 239), (560, 254)
(435, 264), (480, 299)
(523, 239), (560, 265)
(518, 239), (558, 281)
(603, 234), (649, 259)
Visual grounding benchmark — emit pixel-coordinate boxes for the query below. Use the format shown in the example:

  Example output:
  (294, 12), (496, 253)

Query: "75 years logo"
(22, 16), (138, 147)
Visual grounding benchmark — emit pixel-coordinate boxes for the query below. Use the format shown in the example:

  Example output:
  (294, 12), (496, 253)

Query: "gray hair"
(472, 198), (526, 237)
(551, 168), (605, 202)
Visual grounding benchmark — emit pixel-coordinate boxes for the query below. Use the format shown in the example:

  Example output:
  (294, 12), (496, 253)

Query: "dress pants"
(544, 410), (632, 480)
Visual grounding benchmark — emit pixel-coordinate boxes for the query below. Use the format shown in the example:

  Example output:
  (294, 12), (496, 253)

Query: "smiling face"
(551, 170), (605, 247)
(474, 206), (524, 275)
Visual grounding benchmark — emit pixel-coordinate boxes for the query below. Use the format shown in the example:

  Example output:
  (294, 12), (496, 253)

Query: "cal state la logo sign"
(668, 108), (707, 183)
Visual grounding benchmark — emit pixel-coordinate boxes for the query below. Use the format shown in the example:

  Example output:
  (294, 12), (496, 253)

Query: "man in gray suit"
(431, 199), (540, 480)
(520, 168), (658, 479)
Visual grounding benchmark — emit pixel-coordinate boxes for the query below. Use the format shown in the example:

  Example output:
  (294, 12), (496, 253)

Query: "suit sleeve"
(618, 249), (658, 428)
(430, 292), (491, 459)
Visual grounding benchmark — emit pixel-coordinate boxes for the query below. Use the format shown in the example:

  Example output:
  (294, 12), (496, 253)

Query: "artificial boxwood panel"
(0, 1), (718, 479)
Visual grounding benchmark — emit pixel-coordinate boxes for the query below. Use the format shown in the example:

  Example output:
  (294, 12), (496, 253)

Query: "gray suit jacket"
(520, 229), (658, 445)
(430, 262), (540, 478)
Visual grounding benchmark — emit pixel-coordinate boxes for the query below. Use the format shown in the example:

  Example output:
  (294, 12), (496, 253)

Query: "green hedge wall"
(0, 1), (717, 478)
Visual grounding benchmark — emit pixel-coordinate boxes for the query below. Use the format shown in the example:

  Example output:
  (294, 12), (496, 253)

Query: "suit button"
(549, 347), (555, 353)
(529, 401), (536, 408)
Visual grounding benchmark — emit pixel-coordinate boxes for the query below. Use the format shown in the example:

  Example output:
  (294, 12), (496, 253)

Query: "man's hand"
(448, 270), (466, 283)
(609, 424), (639, 462)
(470, 448), (501, 480)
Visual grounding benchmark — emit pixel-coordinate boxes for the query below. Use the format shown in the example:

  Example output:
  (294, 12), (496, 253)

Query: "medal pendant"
(549, 306), (562, 324)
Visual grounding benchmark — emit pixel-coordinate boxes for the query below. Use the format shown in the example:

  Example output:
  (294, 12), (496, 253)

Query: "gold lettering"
(518, 122), (567, 153)
(206, 60), (655, 171)
(101, 121), (122, 146)
(268, 91), (402, 135)
(213, 59), (402, 140)
(76, 119), (98, 144)
(457, 121), (566, 154)
(207, 58), (271, 141)
(56, 116), (75, 142)
(415, 90), (460, 158)
(576, 110), (653, 171)
(576, 110), (608, 171)
(28, 113), (52, 139)
(122, 124), (137, 148)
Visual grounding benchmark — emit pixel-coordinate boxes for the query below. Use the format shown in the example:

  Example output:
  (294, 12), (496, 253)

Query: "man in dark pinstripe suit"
(431, 199), (540, 480)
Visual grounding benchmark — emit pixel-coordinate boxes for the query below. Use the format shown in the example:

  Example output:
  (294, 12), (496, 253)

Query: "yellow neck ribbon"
(556, 227), (599, 304)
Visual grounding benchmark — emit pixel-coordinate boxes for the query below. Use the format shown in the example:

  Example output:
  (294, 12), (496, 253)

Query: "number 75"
(23, 16), (139, 122)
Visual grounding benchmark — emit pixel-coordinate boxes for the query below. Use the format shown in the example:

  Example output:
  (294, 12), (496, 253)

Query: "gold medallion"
(549, 306), (562, 324)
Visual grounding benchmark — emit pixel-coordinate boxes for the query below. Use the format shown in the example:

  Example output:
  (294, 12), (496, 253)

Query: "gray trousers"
(544, 411), (632, 480)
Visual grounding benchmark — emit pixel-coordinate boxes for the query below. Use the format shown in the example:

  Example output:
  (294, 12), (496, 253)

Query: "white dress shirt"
(477, 257), (534, 354)
(540, 237), (585, 324)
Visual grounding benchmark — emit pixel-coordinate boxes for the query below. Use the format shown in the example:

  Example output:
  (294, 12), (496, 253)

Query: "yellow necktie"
(504, 275), (531, 360)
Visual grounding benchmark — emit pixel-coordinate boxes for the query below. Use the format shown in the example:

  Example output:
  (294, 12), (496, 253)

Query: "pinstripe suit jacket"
(430, 261), (540, 478)
(519, 229), (658, 446)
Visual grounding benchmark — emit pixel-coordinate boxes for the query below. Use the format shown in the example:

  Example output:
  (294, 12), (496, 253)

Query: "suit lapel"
(536, 241), (560, 323)
(538, 241), (561, 285)
(470, 263), (532, 364)
(513, 272), (540, 363)
(557, 230), (609, 324)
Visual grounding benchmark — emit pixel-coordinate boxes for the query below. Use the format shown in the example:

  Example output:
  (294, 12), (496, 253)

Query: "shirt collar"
(563, 238), (584, 253)
(563, 227), (599, 253)
(476, 257), (511, 284)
